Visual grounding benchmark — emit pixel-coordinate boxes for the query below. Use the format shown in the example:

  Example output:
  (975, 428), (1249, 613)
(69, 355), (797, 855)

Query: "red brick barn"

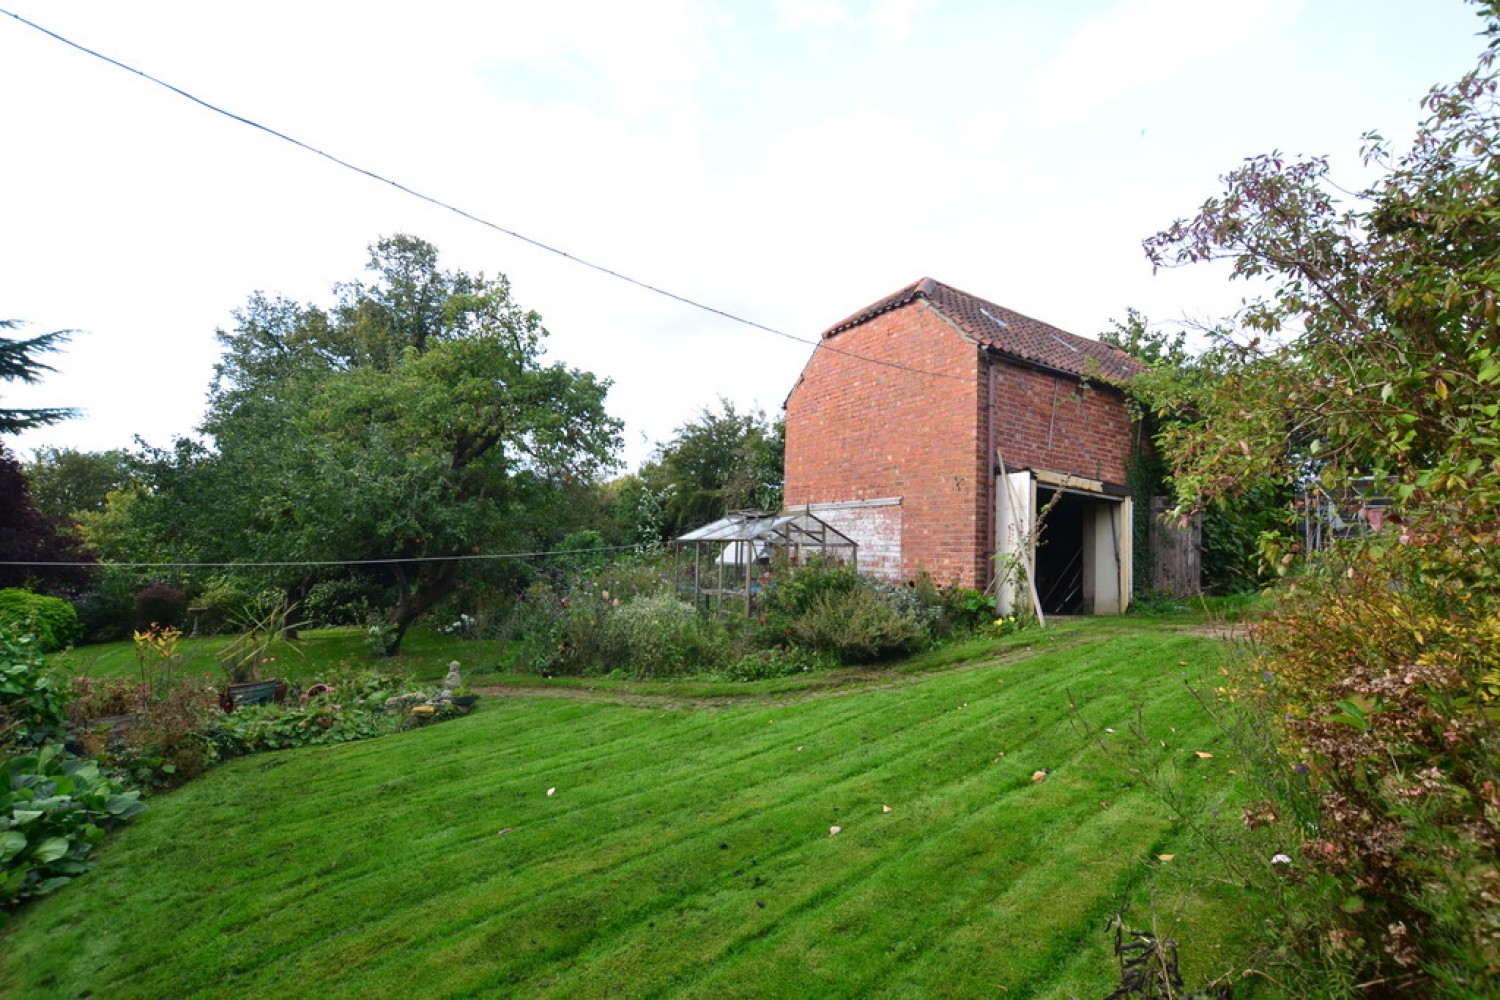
(783, 278), (1146, 615)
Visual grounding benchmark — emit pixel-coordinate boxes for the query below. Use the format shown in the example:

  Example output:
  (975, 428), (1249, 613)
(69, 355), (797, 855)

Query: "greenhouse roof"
(674, 510), (857, 548)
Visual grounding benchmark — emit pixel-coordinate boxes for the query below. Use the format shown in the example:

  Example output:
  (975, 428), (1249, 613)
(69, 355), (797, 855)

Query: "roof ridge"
(819, 278), (1145, 381)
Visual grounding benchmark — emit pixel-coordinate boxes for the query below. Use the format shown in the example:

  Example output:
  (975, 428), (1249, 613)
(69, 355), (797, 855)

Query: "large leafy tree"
(0, 320), (76, 434)
(24, 447), (137, 527)
(631, 399), (784, 541)
(113, 236), (621, 652)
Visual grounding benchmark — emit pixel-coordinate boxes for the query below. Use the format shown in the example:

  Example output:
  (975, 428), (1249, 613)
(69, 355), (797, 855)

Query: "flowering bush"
(1224, 500), (1500, 990)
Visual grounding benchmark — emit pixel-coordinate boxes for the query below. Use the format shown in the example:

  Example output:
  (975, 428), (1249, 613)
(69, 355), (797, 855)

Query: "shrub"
(0, 628), (72, 750)
(1221, 500), (1500, 991)
(192, 577), (255, 635)
(717, 646), (827, 681)
(92, 676), (222, 792)
(304, 577), (390, 628)
(1, 744), (145, 908)
(0, 589), (81, 653)
(72, 569), (136, 644)
(132, 583), (187, 631)
(762, 554), (859, 616)
(788, 587), (923, 665)
(596, 594), (726, 678)
(212, 700), (400, 755)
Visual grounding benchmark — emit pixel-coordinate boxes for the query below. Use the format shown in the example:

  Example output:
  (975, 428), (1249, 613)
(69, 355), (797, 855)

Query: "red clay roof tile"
(821, 277), (1145, 382)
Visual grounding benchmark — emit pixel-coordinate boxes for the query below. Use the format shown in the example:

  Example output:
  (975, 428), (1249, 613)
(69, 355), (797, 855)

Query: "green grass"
(48, 627), (508, 686)
(4, 623), (1274, 998)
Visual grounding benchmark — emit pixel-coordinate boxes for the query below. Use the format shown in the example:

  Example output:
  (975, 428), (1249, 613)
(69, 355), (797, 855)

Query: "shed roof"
(821, 277), (1145, 382)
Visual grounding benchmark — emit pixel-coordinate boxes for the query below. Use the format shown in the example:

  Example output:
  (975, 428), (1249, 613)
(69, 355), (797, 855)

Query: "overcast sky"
(1, 1), (1489, 471)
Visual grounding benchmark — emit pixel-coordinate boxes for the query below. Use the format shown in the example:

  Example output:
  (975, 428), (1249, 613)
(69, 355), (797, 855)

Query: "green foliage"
(1227, 509), (1500, 988)
(190, 576), (258, 636)
(0, 319), (76, 434)
(217, 602), (305, 683)
(1136, 5), (1500, 991)
(132, 583), (186, 632)
(762, 554), (860, 616)
(633, 398), (784, 540)
(0, 589), (80, 653)
(302, 577), (388, 628)
(787, 587), (924, 665)
(0, 629), (71, 749)
(70, 567), (137, 645)
(82, 235), (622, 656)
(211, 691), (404, 756)
(23, 447), (136, 526)
(1, 744), (144, 908)
(1102, 311), (1289, 594)
(596, 594), (727, 679)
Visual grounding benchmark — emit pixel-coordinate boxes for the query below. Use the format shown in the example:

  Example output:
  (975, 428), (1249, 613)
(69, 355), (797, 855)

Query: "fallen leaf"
(829, 825), (842, 837)
(1100, 801), (1111, 810)
(497, 828), (512, 835)
(1158, 854), (1175, 862)
(546, 787), (556, 797)
(1104, 728), (1116, 734)
(1194, 751), (1214, 759)
(1031, 769), (1048, 783)
(797, 746), (804, 752)
(882, 805), (892, 813)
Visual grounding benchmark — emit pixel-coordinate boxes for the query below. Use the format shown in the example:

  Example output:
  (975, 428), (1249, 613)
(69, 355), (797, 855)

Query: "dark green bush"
(191, 576), (256, 635)
(788, 587), (923, 664)
(0, 589), (81, 653)
(132, 583), (187, 631)
(762, 554), (859, 616)
(303, 577), (391, 627)
(72, 569), (136, 644)
(1, 744), (145, 908)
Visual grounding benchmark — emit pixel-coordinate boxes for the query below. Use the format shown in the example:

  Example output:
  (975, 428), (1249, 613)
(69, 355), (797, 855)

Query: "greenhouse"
(672, 510), (858, 614)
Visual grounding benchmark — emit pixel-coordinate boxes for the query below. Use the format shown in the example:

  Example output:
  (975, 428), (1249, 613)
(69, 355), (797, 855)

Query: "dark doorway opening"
(1034, 489), (1088, 614)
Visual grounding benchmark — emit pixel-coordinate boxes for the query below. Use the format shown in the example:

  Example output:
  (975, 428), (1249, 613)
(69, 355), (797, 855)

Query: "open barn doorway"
(996, 469), (1132, 618)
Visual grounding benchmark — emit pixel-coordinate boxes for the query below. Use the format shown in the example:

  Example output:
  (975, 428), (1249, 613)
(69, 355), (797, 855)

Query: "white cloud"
(771, 0), (931, 39)
(1016, 0), (1306, 129)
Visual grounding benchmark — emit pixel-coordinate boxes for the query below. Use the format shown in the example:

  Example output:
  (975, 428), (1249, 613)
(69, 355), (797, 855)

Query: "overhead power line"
(0, 543), (644, 570)
(0, 7), (971, 386)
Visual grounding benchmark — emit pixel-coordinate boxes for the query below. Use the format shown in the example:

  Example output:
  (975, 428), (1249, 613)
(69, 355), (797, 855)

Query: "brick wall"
(987, 363), (1135, 485)
(784, 299), (1138, 590)
(785, 300), (986, 586)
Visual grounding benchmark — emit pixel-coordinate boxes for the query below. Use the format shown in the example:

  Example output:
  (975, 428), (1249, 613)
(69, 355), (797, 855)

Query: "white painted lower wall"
(798, 498), (903, 581)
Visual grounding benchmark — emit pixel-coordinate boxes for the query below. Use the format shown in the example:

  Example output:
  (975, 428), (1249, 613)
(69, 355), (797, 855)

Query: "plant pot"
(451, 695), (479, 708)
(223, 679), (286, 711)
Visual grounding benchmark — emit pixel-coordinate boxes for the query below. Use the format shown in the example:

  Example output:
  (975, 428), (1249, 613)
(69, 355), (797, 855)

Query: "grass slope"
(1, 626), (1267, 998)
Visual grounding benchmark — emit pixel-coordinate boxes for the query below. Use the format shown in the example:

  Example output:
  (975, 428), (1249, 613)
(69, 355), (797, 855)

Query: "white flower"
(1271, 853), (1292, 865)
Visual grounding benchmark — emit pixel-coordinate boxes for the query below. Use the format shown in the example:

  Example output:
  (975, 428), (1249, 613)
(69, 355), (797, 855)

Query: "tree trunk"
(384, 560), (460, 654)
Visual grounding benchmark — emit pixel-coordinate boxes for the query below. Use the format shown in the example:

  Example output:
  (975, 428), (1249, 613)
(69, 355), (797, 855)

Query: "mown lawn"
(2, 623), (1274, 998)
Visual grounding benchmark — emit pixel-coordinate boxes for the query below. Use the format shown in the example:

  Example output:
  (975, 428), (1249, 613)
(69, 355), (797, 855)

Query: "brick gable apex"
(820, 277), (1144, 383)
